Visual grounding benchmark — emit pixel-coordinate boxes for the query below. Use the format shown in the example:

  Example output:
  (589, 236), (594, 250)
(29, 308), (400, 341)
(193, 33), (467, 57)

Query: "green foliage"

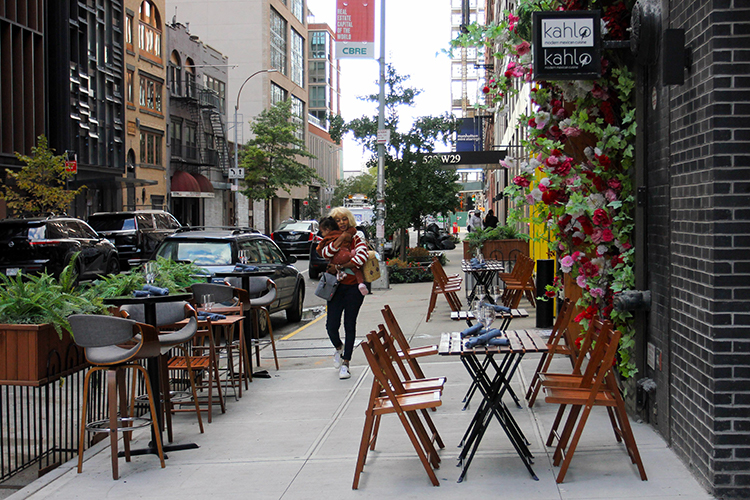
(0, 135), (84, 217)
(85, 257), (208, 299)
(387, 265), (433, 284)
(339, 65), (460, 236)
(332, 173), (377, 208)
(464, 224), (530, 252)
(239, 100), (320, 200)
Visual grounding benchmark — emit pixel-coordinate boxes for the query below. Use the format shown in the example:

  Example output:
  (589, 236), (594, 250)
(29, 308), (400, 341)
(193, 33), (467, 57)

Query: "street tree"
(0, 136), (84, 217)
(335, 65), (460, 259)
(240, 99), (319, 201)
(332, 172), (376, 207)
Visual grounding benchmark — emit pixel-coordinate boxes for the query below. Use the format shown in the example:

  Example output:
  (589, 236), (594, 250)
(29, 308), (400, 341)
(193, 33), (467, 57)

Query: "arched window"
(138, 1), (162, 61)
(185, 58), (196, 99)
(169, 51), (182, 95)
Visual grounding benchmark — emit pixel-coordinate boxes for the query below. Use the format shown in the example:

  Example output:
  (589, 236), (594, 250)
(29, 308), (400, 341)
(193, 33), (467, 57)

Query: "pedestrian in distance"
(319, 207), (369, 379)
(467, 210), (483, 233)
(484, 209), (498, 229)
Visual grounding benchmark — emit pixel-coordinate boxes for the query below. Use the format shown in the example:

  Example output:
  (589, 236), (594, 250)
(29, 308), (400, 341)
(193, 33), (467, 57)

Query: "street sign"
(377, 129), (390, 145)
(65, 160), (77, 174)
(421, 151), (506, 167)
(228, 167), (245, 179)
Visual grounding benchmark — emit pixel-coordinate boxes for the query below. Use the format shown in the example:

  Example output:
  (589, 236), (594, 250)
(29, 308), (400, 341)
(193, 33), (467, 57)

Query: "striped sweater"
(320, 231), (369, 286)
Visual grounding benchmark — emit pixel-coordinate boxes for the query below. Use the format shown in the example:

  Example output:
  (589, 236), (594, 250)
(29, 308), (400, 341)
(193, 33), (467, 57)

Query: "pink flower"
(576, 275), (588, 288)
(590, 287), (605, 298)
(571, 251), (581, 261)
(508, 13), (520, 31)
(545, 155), (560, 167)
(608, 179), (622, 190)
(563, 127), (582, 137)
(560, 255), (575, 272)
(600, 228), (614, 242)
(515, 41), (531, 56)
(605, 189), (618, 202)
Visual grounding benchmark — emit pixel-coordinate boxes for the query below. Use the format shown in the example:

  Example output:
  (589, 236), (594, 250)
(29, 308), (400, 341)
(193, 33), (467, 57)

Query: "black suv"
(88, 210), (181, 269)
(0, 217), (120, 279)
(152, 228), (305, 323)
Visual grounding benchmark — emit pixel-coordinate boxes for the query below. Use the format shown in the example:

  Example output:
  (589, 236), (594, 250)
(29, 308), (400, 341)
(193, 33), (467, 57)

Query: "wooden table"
(103, 293), (196, 457)
(439, 329), (547, 482)
(461, 259), (505, 304)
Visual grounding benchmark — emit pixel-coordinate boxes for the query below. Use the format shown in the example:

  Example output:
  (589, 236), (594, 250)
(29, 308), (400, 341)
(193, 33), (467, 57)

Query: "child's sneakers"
(358, 283), (369, 296)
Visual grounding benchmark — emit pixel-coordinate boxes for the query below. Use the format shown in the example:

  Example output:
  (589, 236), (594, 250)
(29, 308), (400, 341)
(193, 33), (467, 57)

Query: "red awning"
(171, 171), (215, 198)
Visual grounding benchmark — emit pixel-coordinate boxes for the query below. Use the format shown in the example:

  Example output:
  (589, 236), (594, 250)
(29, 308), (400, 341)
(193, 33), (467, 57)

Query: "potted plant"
(463, 224), (530, 261)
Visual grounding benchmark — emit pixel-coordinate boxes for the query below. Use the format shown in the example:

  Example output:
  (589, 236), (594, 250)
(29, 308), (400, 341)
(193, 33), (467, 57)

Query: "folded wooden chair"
(426, 257), (463, 322)
(381, 305), (438, 380)
(525, 298), (577, 407)
(543, 320), (647, 483)
(500, 254), (536, 307)
(353, 328), (444, 489)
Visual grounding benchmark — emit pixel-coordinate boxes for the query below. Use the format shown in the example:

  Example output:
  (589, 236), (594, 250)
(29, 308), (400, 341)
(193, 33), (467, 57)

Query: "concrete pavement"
(10, 246), (717, 499)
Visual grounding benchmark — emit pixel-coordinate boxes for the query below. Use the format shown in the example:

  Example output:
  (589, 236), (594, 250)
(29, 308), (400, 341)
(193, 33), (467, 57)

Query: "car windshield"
(88, 215), (135, 231)
(277, 222), (312, 232)
(155, 240), (233, 266)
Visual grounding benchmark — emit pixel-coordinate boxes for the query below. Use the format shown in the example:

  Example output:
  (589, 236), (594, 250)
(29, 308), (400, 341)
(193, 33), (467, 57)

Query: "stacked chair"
(498, 253), (537, 307)
(426, 256), (463, 322)
(68, 314), (165, 480)
(381, 304), (438, 380)
(540, 318), (648, 483)
(353, 323), (446, 489)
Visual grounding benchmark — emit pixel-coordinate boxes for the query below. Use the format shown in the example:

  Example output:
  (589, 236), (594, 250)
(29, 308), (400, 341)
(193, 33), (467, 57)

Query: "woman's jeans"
(326, 283), (365, 361)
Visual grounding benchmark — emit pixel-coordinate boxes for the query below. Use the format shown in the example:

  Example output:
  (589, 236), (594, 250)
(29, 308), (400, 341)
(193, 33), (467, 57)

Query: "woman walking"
(319, 207), (369, 379)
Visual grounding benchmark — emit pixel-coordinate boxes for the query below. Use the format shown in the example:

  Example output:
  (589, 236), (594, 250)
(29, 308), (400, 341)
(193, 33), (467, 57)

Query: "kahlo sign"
(532, 11), (601, 80)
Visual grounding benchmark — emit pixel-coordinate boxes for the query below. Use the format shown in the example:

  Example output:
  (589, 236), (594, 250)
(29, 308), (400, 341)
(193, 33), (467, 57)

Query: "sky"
(306, 0), (452, 173)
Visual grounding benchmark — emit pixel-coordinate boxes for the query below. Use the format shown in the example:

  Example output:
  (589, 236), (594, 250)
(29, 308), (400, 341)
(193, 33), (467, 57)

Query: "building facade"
(166, 21), (230, 226)
(306, 22), (342, 218)
(167, 0), (310, 233)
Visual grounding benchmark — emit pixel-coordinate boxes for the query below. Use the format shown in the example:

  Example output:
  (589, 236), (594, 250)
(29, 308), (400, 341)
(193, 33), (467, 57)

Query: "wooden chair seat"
(399, 344), (439, 359)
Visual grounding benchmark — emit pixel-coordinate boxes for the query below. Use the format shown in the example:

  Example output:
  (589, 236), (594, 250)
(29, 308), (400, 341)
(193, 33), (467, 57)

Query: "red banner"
(335, 0), (375, 43)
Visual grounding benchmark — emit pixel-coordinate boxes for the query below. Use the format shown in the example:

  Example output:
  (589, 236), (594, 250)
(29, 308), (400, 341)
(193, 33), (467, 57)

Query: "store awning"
(171, 171), (215, 198)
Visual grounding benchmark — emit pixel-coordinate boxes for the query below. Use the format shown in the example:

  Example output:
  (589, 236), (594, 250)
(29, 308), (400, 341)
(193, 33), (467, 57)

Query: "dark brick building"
(637, 0), (750, 497)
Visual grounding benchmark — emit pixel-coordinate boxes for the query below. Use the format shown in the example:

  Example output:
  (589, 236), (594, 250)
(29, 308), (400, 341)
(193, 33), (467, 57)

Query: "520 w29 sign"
(532, 11), (601, 80)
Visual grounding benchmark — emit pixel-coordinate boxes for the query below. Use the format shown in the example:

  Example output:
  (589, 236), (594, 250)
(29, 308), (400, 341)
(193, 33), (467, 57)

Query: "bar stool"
(68, 314), (165, 480)
(245, 277), (280, 371)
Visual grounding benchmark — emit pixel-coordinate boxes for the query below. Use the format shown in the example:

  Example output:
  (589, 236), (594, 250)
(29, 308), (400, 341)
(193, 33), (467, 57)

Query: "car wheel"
(286, 284), (304, 323)
(309, 267), (320, 280)
(106, 257), (120, 275)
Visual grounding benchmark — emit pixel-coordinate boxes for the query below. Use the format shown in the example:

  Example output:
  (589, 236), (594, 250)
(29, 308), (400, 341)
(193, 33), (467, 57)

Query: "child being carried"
(317, 216), (368, 296)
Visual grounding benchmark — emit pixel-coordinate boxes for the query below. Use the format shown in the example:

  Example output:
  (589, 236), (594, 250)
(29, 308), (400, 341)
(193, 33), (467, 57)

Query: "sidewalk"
(11, 246), (716, 500)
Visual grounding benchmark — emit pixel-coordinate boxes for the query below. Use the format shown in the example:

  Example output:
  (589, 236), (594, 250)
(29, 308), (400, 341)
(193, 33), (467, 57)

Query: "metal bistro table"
(439, 329), (547, 483)
(461, 259), (504, 304)
(102, 293), (197, 457)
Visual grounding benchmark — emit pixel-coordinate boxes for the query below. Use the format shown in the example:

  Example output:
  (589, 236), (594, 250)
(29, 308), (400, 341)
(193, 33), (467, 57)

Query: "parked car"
(270, 220), (319, 257)
(88, 210), (182, 269)
(0, 216), (120, 280)
(152, 227), (305, 323)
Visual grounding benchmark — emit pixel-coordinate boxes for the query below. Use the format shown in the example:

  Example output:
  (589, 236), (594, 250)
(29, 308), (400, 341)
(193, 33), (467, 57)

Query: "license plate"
(5, 268), (20, 276)
(287, 234), (301, 241)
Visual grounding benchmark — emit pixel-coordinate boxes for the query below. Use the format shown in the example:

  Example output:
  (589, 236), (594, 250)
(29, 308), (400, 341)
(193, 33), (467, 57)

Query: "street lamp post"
(233, 68), (278, 227)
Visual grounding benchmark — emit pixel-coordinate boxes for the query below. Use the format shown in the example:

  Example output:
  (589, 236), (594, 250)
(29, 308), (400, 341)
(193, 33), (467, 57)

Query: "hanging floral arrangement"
(452, 0), (638, 377)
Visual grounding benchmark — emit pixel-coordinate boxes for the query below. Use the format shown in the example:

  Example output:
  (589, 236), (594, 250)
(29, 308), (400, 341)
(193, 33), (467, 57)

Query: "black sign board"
(532, 11), (601, 80)
(422, 151), (506, 167)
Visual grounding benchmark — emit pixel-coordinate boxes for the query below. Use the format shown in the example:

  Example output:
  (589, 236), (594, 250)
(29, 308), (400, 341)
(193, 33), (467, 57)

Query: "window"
(291, 95), (304, 141)
(126, 69), (134, 104)
(310, 31), (326, 59)
(291, 29), (304, 87)
(171, 119), (182, 155)
(185, 62), (196, 98)
(309, 61), (326, 84)
(291, 0), (304, 22)
(205, 75), (226, 112)
(310, 86), (326, 108)
(271, 83), (287, 105)
(169, 51), (181, 95)
(138, 1), (162, 61)
(139, 75), (163, 113)
(139, 131), (163, 166)
(270, 9), (287, 75)
(185, 122), (197, 160)
(125, 14), (133, 50)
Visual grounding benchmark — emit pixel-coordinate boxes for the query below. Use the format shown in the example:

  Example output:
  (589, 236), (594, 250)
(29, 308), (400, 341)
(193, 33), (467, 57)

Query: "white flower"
(530, 187), (543, 202)
(588, 193), (606, 210)
(519, 53), (532, 65)
(504, 156), (516, 169)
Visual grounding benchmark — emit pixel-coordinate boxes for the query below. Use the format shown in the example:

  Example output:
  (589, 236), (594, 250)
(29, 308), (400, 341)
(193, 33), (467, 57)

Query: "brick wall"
(647, 0), (750, 497)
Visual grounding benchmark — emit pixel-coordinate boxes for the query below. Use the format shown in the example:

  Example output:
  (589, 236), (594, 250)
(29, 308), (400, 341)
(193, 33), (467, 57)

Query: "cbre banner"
(335, 0), (375, 59)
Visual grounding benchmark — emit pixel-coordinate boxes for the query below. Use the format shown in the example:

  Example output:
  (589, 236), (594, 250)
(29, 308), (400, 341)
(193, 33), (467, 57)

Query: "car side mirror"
(287, 255), (297, 264)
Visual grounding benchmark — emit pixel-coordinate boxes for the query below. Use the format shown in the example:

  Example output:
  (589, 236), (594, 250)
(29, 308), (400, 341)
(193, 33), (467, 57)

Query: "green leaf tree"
(239, 99), (320, 200)
(1, 135), (84, 217)
(332, 172), (377, 207)
(340, 65), (460, 259)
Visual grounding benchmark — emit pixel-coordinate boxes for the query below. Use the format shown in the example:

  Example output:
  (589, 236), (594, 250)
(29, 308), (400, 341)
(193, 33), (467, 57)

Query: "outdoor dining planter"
(0, 323), (86, 386)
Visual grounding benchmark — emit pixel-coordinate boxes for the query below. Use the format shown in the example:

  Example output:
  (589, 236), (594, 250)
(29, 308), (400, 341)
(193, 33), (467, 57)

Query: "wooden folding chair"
(353, 328), (444, 489)
(381, 305), (438, 380)
(426, 257), (463, 322)
(500, 254), (536, 307)
(543, 321), (647, 483)
(525, 298), (577, 407)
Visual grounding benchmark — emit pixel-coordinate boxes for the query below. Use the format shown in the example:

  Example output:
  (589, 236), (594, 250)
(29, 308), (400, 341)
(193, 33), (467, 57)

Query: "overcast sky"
(306, 0), (452, 173)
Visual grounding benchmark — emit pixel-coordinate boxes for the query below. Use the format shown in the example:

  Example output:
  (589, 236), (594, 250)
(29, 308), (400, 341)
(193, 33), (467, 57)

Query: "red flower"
(529, 118), (537, 128)
(513, 175), (531, 188)
(545, 290), (556, 298)
(482, 86), (490, 94)
(608, 178), (622, 190)
(592, 208), (611, 227)
(542, 189), (558, 205)
(577, 216), (594, 236)
(600, 228), (615, 242)
(595, 154), (611, 170)
(599, 101), (616, 125)
(557, 214), (572, 230)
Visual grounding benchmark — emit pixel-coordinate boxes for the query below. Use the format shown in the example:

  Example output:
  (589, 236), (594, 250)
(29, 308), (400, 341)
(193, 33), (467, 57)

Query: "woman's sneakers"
(333, 346), (344, 368)
(358, 283), (368, 296)
(339, 362), (351, 379)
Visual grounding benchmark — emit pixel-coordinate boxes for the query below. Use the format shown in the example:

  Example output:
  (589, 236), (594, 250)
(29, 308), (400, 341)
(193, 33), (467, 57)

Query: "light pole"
(233, 68), (278, 227)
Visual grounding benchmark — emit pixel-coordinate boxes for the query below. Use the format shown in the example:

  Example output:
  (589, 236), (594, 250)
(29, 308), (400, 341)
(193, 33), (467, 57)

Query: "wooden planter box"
(463, 239), (530, 261)
(0, 323), (87, 386)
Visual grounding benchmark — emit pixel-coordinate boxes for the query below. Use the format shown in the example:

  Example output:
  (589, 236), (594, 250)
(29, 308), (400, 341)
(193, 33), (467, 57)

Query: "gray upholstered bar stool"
(245, 277), (280, 371)
(68, 314), (165, 480)
(119, 302), (208, 441)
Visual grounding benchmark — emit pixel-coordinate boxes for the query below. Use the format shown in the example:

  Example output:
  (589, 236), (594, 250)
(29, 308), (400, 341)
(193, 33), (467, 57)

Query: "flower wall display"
(452, 0), (637, 377)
